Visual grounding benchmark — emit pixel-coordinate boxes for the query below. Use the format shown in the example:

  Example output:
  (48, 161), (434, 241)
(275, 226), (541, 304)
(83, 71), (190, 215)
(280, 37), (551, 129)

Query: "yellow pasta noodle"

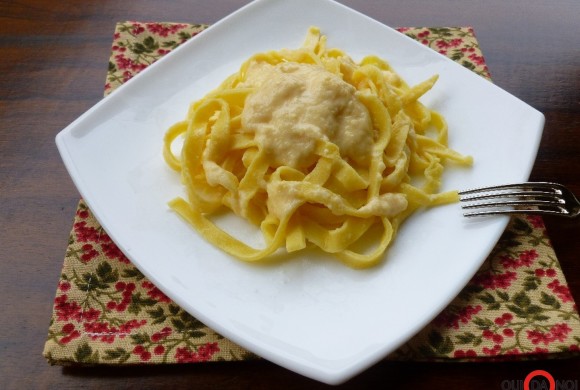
(163, 27), (472, 268)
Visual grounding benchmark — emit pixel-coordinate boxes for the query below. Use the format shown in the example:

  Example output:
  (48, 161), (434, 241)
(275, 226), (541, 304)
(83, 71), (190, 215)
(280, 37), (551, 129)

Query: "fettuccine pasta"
(163, 27), (472, 268)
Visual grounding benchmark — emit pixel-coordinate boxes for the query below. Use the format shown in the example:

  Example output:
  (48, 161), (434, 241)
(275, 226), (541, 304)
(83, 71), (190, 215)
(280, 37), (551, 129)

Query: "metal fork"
(458, 182), (580, 218)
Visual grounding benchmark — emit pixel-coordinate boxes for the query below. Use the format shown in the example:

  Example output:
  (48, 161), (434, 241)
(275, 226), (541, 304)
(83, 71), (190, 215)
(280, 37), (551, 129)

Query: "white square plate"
(56, 0), (544, 384)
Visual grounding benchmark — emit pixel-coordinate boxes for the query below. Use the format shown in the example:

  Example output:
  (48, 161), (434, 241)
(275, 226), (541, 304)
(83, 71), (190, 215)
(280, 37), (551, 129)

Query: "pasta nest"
(163, 27), (472, 268)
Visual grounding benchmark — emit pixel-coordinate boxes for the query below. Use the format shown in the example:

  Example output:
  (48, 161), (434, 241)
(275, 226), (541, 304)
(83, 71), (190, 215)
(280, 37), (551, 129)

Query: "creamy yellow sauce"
(241, 62), (374, 168)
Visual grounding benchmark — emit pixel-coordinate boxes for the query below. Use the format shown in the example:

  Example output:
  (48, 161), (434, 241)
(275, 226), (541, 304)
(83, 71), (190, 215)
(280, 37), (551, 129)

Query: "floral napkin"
(44, 22), (580, 366)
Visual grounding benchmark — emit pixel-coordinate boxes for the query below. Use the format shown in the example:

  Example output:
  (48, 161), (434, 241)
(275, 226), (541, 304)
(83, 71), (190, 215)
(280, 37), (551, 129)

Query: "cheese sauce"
(241, 62), (374, 168)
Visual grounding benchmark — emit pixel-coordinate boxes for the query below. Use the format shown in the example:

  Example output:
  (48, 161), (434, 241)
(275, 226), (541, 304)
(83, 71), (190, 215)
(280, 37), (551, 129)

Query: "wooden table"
(1, 0), (579, 388)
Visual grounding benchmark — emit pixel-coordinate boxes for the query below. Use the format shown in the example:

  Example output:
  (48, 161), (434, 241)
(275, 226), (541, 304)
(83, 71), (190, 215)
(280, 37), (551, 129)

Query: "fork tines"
(458, 182), (568, 217)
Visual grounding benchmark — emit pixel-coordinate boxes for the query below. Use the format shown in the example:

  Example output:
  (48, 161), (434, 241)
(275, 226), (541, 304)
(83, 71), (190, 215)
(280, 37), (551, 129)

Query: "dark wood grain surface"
(1, 0), (579, 388)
